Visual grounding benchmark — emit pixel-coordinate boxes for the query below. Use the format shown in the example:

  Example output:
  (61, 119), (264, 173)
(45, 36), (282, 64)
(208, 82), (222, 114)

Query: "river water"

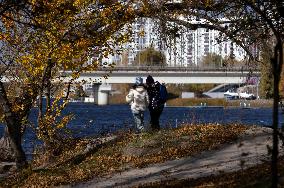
(0, 103), (283, 159)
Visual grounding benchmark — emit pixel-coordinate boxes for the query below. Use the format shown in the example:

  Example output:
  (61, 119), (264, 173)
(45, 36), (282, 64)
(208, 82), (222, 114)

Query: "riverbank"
(166, 98), (273, 108)
(110, 95), (273, 108)
(0, 124), (281, 187)
(69, 126), (278, 188)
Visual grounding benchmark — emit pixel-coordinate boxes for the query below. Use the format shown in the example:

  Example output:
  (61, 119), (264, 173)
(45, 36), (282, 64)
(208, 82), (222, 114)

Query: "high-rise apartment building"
(100, 18), (246, 67)
(167, 27), (246, 67)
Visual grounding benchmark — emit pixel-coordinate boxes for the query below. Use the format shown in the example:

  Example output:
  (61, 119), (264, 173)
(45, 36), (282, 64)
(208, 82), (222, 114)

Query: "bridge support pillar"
(85, 83), (112, 105)
(97, 83), (112, 105)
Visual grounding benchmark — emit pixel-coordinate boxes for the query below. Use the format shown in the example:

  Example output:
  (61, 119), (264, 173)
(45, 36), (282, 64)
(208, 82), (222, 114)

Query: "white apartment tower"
(101, 18), (246, 67)
(125, 18), (162, 64)
(168, 27), (246, 66)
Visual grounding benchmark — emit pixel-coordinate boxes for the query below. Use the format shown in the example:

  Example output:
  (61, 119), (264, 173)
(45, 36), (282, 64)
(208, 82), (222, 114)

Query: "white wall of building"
(165, 27), (246, 67)
(97, 18), (246, 67)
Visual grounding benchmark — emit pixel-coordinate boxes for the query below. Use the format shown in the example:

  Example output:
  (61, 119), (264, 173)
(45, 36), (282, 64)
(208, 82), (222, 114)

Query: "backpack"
(159, 84), (168, 104)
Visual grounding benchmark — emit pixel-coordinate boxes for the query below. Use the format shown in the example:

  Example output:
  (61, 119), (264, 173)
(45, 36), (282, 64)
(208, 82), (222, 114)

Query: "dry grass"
(0, 123), (248, 187)
(139, 156), (284, 188)
(166, 98), (273, 108)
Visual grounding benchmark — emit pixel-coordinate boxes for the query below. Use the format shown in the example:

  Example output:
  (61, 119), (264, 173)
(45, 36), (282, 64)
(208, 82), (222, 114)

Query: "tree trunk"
(45, 58), (54, 111)
(37, 58), (54, 138)
(0, 126), (14, 162)
(272, 57), (279, 188)
(5, 118), (26, 167)
(271, 42), (283, 188)
(0, 81), (26, 167)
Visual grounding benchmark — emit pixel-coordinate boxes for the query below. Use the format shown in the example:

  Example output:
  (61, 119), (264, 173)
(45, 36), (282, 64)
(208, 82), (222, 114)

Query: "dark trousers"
(149, 106), (164, 130)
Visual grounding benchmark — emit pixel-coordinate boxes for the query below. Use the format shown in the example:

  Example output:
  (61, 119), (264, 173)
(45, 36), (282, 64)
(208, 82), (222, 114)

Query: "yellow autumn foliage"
(0, 0), (148, 158)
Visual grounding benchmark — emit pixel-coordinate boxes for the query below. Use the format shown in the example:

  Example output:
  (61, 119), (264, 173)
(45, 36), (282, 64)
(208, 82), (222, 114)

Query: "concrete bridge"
(1, 66), (260, 105)
(63, 66), (260, 84)
(61, 66), (260, 105)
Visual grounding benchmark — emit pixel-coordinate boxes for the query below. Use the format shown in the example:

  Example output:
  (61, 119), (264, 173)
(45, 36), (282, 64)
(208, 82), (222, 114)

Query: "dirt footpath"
(64, 127), (278, 188)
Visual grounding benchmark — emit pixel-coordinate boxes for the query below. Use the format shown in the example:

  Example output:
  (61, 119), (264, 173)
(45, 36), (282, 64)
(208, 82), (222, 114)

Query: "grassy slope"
(139, 157), (284, 188)
(0, 124), (250, 187)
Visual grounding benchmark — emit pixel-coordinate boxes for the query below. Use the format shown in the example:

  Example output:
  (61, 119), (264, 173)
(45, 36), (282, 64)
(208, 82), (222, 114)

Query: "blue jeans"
(132, 110), (145, 132)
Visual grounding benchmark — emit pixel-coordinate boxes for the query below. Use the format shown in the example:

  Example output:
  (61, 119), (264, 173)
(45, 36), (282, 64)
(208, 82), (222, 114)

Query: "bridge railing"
(95, 65), (259, 72)
(1, 64), (259, 74)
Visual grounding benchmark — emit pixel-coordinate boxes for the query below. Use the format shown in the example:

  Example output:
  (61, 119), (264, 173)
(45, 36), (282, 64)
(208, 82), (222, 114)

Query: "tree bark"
(5, 119), (26, 167)
(271, 42), (283, 188)
(37, 58), (54, 138)
(0, 81), (26, 167)
(0, 126), (14, 161)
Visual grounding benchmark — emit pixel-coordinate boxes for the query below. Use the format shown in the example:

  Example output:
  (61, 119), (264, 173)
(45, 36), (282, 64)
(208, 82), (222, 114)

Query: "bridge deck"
(61, 66), (260, 84)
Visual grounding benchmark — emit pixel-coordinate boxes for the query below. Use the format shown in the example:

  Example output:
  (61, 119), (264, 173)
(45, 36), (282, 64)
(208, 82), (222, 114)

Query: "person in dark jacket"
(146, 75), (165, 131)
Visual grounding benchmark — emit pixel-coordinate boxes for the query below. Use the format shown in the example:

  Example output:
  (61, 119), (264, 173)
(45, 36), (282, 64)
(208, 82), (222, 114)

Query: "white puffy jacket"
(126, 86), (149, 113)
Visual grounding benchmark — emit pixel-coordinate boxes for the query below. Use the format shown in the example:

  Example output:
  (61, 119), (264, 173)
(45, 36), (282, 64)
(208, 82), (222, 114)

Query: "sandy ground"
(58, 127), (280, 188)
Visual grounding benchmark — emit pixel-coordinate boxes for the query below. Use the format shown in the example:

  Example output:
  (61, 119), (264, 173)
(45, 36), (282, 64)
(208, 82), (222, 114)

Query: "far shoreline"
(109, 96), (274, 108)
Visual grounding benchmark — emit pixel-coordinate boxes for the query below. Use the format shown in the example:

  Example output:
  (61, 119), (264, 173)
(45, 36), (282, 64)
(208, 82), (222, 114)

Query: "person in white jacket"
(126, 77), (149, 133)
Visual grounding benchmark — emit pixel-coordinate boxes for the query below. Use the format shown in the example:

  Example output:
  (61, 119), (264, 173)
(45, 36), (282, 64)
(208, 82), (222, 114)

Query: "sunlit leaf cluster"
(36, 95), (73, 144)
(0, 0), (150, 161)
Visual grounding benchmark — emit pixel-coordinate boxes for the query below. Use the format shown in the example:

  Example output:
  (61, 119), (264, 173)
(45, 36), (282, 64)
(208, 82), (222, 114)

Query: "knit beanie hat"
(146, 75), (154, 84)
(135, 77), (143, 85)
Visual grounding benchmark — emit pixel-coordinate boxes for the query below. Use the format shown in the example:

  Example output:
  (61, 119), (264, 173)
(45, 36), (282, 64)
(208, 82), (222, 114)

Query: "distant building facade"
(98, 18), (247, 67)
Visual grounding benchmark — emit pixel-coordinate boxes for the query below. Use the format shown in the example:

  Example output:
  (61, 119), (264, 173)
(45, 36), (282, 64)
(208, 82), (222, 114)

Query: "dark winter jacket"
(147, 81), (163, 111)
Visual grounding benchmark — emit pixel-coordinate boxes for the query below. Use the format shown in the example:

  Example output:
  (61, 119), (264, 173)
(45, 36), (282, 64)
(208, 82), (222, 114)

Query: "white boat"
(239, 92), (256, 100)
(224, 89), (239, 100)
(224, 89), (256, 100)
